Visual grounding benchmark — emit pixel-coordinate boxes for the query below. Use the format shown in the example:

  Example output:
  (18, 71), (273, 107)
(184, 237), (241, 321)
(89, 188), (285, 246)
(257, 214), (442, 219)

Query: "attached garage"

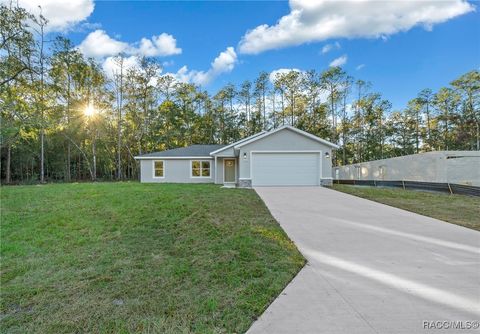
(251, 152), (321, 186)
(136, 125), (339, 187)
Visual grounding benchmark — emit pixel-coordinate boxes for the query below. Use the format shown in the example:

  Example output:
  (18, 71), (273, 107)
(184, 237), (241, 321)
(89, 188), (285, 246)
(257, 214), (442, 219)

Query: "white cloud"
(170, 47), (237, 86)
(78, 30), (130, 58)
(210, 46), (237, 74)
(321, 41), (341, 54)
(269, 68), (302, 83)
(101, 55), (164, 88)
(138, 33), (182, 57)
(329, 54), (348, 67)
(356, 64), (365, 71)
(162, 60), (175, 67)
(238, 0), (474, 54)
(102, 55), (141, 78)
(78, 29), (182, 59)
(6, 0), (95, 32)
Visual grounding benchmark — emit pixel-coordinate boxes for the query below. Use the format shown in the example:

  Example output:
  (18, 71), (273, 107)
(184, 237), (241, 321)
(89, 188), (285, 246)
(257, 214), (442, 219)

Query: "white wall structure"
(333, 151), (480, 187)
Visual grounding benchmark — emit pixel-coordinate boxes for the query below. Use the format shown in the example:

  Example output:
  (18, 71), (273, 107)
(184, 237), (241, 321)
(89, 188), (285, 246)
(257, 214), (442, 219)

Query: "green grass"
(333, 184), (480, 231)
(0, 182), (304, 334)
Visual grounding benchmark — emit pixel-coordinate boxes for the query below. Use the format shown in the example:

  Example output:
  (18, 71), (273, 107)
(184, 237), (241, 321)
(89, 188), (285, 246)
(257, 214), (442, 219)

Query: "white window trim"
(152, 160), (165, 179)
(190, 160), (212, 178)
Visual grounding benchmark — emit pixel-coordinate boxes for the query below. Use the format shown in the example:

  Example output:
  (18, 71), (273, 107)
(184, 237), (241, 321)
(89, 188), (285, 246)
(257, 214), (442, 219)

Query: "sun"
(84, 104), (95, 117)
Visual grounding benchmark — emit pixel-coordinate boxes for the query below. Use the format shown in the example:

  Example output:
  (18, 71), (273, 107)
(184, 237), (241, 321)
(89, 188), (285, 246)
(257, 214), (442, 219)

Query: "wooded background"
(1, 4), (479, 184)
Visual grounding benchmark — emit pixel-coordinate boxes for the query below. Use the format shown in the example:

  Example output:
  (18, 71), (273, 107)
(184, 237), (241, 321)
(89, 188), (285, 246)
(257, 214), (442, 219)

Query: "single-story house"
(134, 125), (339, 187)
(333, 151), (480, 187)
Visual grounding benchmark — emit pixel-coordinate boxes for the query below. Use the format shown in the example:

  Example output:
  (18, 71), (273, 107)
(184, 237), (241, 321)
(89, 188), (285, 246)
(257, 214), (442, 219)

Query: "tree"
(417, 88), (434, 150)
(0, 4), (36, 183)
(451, 70), (480, 150)
(50, 37), (87, 181)
(321, 66), (346, 144)
(434, 87), (461, 150)
(339, 75), (353, 164)
(0, 4), (34, 87)
(23, 9), (50, 183)
(283, 70), (303, 126)
(405, 98), (422, 153)
(112, 54), (126, 180)
(303, 70), (321, 127)
(386, 111), (416, 156)
(238, 80), (252, 134)
(273, 73), (287, 126)
(254, 72), (269, 130)
(3, 1), (480, 184)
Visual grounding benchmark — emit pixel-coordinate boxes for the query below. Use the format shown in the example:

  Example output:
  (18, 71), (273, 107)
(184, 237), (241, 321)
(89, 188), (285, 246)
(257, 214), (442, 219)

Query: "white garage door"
(251, 152), (320, 186)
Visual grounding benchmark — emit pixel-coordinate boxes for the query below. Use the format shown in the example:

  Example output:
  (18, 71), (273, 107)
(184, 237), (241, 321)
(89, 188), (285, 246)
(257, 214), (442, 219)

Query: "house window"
(191, 160), (210, 177)
(154, 160), (164, 178)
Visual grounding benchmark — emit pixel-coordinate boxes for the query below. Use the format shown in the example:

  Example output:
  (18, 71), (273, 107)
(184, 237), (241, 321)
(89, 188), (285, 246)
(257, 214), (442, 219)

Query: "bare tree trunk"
(476, 122), (479, 151)
(66, 144), (71, 181)
(117, 109), (122, 180)
(63, 134), (94, 181)
(40, 126), (44, 183)
(92, 136), (96, 181)
(262, 88), (266, 130)
(330, 89), (336, 143)
(415, 109), (419, 153)
(116, 57), (124, 180)
(342, 92), (347, 165)
(39, 20), (46, 183)
(6, 144), (11, 184)
(125, 144), (138, 178)
(291, 92), (294, 125)
(272, 92), (276, 128)
(445, 106), (449, 150)
(66, 74), (71, 182)
(425, 103), (431, 147)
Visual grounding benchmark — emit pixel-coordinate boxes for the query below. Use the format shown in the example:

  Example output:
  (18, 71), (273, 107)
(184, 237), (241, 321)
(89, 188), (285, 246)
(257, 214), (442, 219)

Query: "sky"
(10, 0), (480, 110)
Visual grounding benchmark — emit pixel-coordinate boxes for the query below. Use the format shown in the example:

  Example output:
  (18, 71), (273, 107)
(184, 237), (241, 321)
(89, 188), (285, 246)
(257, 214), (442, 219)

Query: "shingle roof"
(135, 144), (226, 158)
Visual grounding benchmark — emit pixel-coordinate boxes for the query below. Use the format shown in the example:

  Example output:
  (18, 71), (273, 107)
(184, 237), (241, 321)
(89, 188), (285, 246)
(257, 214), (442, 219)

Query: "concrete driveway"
(247, 187), (480, 334)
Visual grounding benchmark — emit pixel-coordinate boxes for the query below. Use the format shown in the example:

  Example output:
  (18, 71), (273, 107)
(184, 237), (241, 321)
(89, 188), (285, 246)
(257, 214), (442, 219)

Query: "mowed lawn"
(333, 184), (480, 231)
(0, 183), (304, 333)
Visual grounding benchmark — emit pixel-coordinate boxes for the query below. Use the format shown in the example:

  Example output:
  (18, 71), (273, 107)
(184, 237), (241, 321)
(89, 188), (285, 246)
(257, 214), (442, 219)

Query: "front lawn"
(0, 183), (304, 333)
(333, 184), (480, 231)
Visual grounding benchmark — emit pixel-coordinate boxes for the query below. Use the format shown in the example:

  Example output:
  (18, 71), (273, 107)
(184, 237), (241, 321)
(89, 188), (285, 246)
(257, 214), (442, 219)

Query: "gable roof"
(134, 144), (225, 159)
(233, 125), (340, 149)
(209, 131), (266, 155)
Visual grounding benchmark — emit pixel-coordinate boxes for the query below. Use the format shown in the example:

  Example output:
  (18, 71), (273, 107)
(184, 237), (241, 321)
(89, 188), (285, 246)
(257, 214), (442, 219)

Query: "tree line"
(1, 4), (479, 184)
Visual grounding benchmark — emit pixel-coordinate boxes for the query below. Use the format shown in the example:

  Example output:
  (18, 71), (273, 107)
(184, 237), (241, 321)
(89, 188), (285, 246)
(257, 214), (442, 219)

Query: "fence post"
(447, 183), (453, 195)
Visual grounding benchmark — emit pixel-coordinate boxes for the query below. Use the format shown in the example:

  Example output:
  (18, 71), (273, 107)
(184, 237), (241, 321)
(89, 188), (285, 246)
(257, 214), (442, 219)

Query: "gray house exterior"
(333, 151), (480, 187)
(135, 126), (339, 187)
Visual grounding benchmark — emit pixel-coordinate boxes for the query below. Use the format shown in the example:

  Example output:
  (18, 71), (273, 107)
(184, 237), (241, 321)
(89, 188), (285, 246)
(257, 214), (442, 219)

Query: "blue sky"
(30, 0), (480, 110)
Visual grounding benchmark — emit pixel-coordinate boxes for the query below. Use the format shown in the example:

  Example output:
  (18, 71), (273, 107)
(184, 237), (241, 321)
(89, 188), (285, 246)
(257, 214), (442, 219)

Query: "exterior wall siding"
(238, 128), (333, 185)
(215, 157), (224, 184)
(214, 147), (235, 156)
(333, 151), (480, 187)
(140, 159), (215, 183)
(215, 157), (239, 185)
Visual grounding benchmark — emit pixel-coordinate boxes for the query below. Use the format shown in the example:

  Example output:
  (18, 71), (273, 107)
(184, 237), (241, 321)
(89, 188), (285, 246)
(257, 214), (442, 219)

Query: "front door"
(224, 159), (236, 183)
